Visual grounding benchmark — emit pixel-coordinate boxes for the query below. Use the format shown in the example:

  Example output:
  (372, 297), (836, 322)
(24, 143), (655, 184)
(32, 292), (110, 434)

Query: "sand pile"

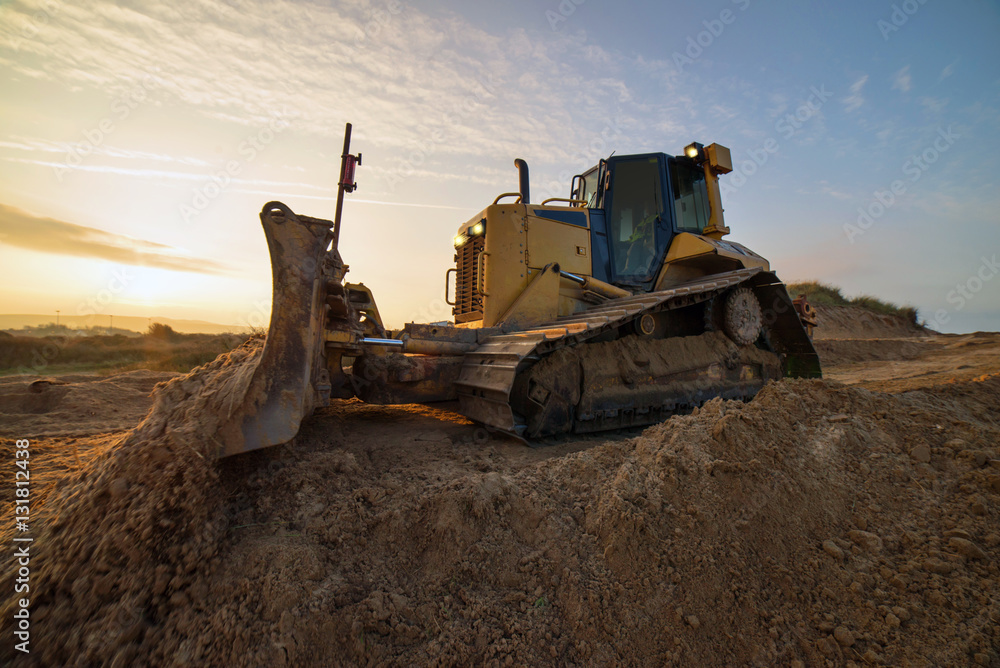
(3, 328), (999, 666)
(1, 340), (264, 666)
(125, 375), (996, 666)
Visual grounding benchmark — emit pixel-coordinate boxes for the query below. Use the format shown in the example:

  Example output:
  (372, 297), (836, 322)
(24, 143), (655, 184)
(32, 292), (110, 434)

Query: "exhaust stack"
(514, 158), (530, 204)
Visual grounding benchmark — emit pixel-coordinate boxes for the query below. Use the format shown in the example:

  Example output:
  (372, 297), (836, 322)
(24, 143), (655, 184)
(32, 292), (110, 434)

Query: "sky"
(0, 0), (998, 333)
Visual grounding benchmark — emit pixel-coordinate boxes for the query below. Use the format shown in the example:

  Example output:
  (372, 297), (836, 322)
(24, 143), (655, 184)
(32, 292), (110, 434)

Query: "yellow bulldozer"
(213, 124), (820, 458)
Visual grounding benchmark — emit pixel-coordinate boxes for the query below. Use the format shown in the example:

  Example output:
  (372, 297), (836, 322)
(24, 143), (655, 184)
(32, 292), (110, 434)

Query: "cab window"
(577, 166), (599, 208)
(671, 162), (710, 232)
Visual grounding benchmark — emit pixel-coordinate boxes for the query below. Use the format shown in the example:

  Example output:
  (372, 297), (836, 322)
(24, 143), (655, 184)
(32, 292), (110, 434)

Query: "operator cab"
(572, 152), (713, 291)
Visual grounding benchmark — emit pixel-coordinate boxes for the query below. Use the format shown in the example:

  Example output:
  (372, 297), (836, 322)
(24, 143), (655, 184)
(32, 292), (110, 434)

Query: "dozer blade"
(213, 202), (334, 458)
(748, 271), (823, 379)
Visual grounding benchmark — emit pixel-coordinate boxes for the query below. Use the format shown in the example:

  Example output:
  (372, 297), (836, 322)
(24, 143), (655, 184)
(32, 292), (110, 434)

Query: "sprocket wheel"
(722, 287), (763, 346)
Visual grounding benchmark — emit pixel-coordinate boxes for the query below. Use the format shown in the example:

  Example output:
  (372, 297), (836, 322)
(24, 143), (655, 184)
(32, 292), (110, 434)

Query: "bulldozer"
(212, 124), (820, 458)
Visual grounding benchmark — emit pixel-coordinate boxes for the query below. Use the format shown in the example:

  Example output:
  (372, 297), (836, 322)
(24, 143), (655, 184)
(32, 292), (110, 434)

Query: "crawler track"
(454, 268), (820, 437)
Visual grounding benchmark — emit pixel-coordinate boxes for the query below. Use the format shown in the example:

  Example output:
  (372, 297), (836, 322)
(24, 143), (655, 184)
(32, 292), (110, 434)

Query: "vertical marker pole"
(333, 123), (353, 247)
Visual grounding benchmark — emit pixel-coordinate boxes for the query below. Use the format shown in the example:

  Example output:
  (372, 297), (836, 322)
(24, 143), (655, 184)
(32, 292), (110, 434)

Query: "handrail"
(445, 267), (457, 306)
(540, 197), (587, 207)
(492, 192), (522, 205)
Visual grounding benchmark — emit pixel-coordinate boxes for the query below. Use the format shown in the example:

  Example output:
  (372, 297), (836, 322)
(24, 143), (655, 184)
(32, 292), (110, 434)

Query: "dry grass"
(0, 330), (247, 376)
(786, 281), (919, 324)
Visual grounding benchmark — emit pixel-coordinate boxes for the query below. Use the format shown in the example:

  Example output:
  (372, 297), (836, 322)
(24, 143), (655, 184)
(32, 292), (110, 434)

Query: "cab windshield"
(608, 157), (663, 281)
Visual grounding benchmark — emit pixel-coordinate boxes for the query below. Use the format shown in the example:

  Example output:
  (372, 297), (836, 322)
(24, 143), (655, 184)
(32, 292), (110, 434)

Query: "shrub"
(146, 322), (181, 341)
(786, 281), (919, 324)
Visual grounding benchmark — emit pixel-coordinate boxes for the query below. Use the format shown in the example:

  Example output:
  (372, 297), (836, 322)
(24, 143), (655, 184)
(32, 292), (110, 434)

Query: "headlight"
(454, 234), (467, 247)
(684, 142), (705, 161)
(471, 222), (484, 236)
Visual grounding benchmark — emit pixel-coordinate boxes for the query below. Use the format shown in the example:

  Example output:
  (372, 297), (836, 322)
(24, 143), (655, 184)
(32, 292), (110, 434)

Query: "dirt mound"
(4, 327), (1000, 665)
(813, 305), (928, 340)
(0, 341), (264, 666)
(12, 372), (994, 665)
(0, 370), (178, 436)
(821, 332), (1000, 394)
(180, 375), (998, 667)
(814, 339), (944, 366)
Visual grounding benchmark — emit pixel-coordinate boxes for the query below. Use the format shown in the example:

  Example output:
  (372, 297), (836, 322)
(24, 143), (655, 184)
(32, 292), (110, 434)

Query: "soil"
(2, 309), (999, 667)
(0, 370), (179, 437)
(811, 304), (929, 341)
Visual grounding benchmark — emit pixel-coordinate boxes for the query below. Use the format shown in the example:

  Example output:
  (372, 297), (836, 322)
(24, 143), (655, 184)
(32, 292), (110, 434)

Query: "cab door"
(603, 154), (672, 289)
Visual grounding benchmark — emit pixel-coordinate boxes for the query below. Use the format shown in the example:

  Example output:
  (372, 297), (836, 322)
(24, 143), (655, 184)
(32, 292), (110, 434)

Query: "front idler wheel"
(723, 287), (763, 347)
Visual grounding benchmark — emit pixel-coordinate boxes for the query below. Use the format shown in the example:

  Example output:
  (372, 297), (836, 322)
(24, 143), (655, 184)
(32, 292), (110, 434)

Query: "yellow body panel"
(496, 263), (561, 330)
(656, 232), (769, 290)
(478, 204), (528, 327)
(456, 203), (595, 327)
(524, 207), (591, 275)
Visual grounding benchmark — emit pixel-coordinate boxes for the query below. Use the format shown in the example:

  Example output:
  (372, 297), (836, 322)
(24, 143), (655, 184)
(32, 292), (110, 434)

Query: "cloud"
(0, 0), (824, 202)
(816, 181), (854, 201)
(0, 136), (210, 166)
(0, 0), (652, 172)
(892, 66), (912, 93)
(0, 203), (228, 274)
(919, 96), (949, 114)
(939, 60), (958, 82)
(842, 75), (868, 112)
(212, 190), (472, 211)
(0, 156), (340, 195)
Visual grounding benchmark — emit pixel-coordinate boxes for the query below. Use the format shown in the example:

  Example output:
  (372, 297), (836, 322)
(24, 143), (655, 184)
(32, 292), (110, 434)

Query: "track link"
(455, 268), (819, 438)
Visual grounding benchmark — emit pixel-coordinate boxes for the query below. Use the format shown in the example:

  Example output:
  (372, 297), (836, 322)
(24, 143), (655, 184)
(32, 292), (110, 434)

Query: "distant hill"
(785, 282), (918, 324)
(0, 314), (249, 335)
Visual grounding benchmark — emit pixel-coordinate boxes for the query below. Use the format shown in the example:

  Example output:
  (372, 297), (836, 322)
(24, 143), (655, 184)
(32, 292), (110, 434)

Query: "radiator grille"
(453, 235), (485, 322)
